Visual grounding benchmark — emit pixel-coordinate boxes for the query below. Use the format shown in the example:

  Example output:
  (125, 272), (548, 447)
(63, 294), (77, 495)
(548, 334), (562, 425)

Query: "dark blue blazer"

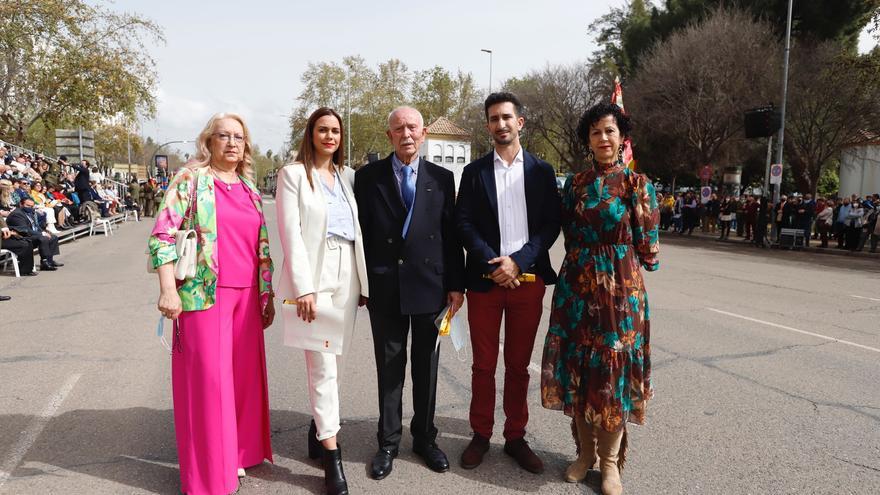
(455, 150), (561, 292)
(354, 154), (465, 315)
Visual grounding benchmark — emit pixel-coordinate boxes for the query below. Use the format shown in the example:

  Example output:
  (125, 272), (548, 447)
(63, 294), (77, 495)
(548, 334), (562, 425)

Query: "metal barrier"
(778, 228), (806, 249)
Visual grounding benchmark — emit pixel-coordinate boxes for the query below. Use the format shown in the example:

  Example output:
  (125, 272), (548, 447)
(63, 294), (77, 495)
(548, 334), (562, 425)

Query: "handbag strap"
(181, 172), (199, 233)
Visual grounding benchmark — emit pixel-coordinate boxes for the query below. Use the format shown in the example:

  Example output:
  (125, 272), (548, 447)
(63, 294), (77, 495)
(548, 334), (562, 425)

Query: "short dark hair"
(59, 155), (68, 161)
(576, 102), (632, 149)
(484, 92), (523, 120)
(19, 196), (33, 206)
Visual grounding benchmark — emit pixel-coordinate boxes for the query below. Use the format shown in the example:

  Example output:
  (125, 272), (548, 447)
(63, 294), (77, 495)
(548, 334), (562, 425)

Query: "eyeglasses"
(213, 132), (245, 144)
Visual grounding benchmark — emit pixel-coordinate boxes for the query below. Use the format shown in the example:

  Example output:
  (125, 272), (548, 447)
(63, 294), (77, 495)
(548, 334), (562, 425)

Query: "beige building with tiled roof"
(419, 116), (471, 190)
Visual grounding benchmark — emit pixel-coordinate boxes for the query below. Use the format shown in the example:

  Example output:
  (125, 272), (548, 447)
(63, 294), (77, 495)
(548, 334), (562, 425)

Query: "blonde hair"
(188, 112), (254, 180)
(0, 180), (11, 207)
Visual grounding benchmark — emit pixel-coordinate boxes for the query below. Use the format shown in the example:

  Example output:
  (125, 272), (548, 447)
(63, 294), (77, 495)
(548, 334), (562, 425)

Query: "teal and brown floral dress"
(541, 162), (659, 433)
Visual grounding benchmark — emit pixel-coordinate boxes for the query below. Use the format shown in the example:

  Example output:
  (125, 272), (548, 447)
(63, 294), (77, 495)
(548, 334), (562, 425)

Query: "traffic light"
(744, 106), (782, 139)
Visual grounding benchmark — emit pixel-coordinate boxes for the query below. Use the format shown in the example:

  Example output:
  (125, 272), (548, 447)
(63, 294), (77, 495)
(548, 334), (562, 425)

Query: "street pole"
(126, 119), (132, 177)
(763, 135), (774, 197)
(346, 70), (351, 167)
(481, 49), (493, 93)
(773, 0), (794, 205)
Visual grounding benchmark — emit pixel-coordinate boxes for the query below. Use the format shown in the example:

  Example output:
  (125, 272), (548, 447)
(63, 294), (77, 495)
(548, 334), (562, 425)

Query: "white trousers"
(36, 206), (56, 226)
(306, 236), (359, 441)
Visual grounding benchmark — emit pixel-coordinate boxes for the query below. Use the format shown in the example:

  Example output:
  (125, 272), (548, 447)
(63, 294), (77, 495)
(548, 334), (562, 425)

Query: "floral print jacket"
(148, 166), (274, 312)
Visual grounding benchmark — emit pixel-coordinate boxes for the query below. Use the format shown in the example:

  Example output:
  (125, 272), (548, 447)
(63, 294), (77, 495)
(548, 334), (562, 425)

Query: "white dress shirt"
(493, 148), (529, 257)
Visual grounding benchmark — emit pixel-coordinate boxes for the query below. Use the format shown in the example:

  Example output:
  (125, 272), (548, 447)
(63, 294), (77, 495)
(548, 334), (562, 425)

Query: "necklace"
(210, 166), (239, 191)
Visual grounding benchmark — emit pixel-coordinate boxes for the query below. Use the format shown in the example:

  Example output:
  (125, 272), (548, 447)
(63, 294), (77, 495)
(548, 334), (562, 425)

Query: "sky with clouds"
(129, 0), (879, 158)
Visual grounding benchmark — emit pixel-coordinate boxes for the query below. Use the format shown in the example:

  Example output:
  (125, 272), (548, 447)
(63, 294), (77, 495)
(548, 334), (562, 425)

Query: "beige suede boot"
(596, 427), (625, 495)
(564, 415), (597, 482)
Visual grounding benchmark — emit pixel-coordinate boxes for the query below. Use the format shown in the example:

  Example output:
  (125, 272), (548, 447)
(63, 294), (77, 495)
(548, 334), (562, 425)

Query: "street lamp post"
(150, 140), (189, 178)
(481, 49), (493, 93)
(772, 0), (794, 205)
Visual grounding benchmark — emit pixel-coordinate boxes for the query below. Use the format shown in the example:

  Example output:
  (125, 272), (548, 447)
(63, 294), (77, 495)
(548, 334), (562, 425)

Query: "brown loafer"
(503, 438), (544, 474)
(460, 433), (490, 469)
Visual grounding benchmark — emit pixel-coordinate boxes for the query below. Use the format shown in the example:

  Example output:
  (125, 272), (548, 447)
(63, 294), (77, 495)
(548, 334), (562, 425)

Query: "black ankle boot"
(322, 446), (348, 495)
(308, 419), (322, 460)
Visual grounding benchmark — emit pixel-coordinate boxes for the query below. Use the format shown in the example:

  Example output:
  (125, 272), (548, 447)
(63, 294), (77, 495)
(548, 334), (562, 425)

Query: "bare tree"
(784, 41), (880, 195)
(628, 8), (781, 180)
(505, 61), (610, 173)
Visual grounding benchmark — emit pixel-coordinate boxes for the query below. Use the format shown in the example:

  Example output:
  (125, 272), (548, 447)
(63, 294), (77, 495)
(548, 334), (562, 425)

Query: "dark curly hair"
(576, 102), (632, 149)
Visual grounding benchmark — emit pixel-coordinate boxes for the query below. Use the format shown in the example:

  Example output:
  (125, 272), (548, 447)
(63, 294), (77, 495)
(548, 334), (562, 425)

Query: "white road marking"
(119, 455), (178, 470)
(850, 295), (880, 303)
(498, 343), (542, 374)
(0, 373), (82, 487)
(706, 308), (880, 354)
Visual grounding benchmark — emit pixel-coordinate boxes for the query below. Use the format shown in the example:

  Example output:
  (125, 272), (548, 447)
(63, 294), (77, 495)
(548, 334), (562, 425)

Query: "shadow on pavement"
(3, 408), (329, 494)
(4, 408), (598, 493)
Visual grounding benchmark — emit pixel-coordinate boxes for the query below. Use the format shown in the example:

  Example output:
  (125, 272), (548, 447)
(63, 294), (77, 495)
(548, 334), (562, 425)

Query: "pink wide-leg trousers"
(173, 286), (272, 495)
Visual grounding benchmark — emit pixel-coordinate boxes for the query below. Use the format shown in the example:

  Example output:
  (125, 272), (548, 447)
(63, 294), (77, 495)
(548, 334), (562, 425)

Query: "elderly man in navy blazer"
(455, 92), (561, 474)
(354, 106), (465, 480)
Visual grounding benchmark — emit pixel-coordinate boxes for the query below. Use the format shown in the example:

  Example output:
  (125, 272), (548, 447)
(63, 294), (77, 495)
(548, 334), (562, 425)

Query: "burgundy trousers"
(466, 280), (545, 440)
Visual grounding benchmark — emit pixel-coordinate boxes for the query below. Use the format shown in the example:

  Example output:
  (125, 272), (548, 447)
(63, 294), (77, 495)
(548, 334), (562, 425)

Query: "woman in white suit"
(276, 107), (368, 495)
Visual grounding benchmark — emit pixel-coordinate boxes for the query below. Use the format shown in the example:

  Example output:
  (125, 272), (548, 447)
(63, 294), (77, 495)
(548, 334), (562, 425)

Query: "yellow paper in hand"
(437, 308), (452, 336)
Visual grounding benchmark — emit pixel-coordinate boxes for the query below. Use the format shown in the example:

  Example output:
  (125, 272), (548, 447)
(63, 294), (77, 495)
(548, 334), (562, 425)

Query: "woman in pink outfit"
(148, 112), (276, 495)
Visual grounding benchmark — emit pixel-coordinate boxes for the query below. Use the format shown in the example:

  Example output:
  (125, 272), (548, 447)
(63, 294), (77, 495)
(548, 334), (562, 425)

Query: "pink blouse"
(215, 178), (260, 287)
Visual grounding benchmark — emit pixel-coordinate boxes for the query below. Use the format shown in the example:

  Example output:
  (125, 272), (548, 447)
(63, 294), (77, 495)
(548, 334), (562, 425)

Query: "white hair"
(387, 106), (424, 129)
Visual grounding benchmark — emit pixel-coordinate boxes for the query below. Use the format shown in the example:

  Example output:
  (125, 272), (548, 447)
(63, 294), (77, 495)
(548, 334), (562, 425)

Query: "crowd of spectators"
(0, 142), (161, 301)
(657, 189), (880, 253)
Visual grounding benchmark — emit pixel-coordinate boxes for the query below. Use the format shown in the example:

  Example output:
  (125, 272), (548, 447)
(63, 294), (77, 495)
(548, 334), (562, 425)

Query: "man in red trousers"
(454, 92), (561, 474)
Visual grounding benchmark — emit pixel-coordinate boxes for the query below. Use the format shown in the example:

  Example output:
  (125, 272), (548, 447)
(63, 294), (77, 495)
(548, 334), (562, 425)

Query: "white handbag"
(172, 229), (198, 280)
(281, 294), (345, 354)
(147, 176), (199, 280)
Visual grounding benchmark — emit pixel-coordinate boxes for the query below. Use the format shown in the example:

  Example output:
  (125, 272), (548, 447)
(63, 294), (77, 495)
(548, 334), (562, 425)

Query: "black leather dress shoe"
(39, 263), (57, 271)
(50, 261), (64, 267)
(23, 271), (38, 276)
(370, 448), (397, 480)
(413, 441), (450, 473)
(0, 295), (11, 301)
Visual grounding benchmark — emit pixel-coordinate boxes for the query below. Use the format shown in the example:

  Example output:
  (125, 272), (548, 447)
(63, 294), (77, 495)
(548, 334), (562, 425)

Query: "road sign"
(55, 128), (95, 162)
(700, 186), (712, 204)
(700, 165), (712, 181)
(770, 163), (783, 185)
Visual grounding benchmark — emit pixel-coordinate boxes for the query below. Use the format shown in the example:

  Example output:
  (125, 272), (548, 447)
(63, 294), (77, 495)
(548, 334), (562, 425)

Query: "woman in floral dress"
(541, 103), (659, 495)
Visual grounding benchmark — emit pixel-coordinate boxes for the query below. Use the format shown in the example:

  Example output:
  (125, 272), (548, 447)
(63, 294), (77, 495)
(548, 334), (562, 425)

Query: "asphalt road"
(1, 201), (879, 494)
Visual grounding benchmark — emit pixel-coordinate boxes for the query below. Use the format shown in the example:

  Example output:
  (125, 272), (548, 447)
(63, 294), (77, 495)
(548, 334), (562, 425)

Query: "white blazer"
(275, 163), (368, 301)
(276, 163), (369, 353)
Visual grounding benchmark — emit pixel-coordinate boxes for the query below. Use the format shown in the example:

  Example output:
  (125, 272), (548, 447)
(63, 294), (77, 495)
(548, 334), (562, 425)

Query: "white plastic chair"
(0, 248), (20, 277)
(124, 208), (139, 222)
(89, 218), (114, 237)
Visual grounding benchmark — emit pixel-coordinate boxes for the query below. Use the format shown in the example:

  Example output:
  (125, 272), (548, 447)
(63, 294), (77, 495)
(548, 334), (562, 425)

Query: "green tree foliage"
(592, 0), (880, 77)
(0, 0), (163, 143)
(289, 57), (481, 166)
(94, 123), (143, 167)
(817, 159), (841, 197)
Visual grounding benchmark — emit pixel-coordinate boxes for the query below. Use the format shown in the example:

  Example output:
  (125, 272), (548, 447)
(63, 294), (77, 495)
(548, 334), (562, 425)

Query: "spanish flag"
(611, 76), (636, 170)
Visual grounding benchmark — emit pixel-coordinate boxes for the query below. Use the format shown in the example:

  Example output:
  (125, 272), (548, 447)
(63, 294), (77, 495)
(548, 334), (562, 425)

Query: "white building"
(840, 133), (880, 197)
(419, 117), (471, 190)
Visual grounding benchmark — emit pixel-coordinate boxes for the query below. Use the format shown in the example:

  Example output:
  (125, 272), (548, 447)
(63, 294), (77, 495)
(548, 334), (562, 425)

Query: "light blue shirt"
(319, 171), (355, 241)
(837, 204), (851, 224)
(391, 153), (420, 201)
